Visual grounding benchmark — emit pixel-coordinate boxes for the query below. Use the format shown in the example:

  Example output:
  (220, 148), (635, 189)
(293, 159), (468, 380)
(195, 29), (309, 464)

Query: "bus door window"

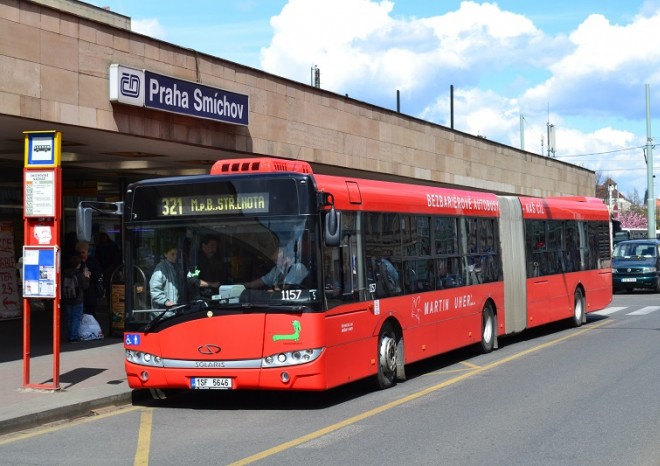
(477, 218), (500, 283)
(577, 221), (589, 271)
(365, 212), (402, 298)
(402, 215), (431, 292)
(433, 216), (460, 288)
(564, 222), (579, 273)
(546, 221), (563, 275)
(459, 217), (480, 285)
(525, 220), (546, 277)
(322, 245), (342, 304)
(334, 212), (365, 303)
(321, 211), (359, 305)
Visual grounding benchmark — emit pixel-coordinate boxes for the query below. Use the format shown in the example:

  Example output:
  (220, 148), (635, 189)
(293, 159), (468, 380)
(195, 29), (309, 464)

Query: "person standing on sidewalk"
(61, 254), (90, 342)
(75, 241), (103, 317)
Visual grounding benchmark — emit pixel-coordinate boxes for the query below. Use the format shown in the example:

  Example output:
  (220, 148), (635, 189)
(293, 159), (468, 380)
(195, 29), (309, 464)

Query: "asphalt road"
(2, 292), (660, 466)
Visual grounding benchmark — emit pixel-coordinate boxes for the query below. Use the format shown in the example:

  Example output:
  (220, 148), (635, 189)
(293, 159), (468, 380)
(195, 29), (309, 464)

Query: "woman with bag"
(61, 254), (90, 342)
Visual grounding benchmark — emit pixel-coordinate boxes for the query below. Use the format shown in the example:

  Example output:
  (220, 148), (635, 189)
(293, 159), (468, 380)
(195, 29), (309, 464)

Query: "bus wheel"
(375, 322), (398, 390)
(571, 288), (585, 327)
(480, 303), (495, 353)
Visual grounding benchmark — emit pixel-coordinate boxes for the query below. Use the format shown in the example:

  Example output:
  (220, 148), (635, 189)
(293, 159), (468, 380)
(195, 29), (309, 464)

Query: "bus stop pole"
(21, 130), (63, 391)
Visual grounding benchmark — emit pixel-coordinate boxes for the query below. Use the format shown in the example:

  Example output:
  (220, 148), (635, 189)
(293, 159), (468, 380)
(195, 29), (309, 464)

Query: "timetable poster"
(23, 247), (56, 299)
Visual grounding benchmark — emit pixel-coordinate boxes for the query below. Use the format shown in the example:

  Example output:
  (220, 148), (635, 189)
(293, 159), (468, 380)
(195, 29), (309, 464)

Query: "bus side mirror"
(76, 205), (93, 242)
(324, 208), (341, 247)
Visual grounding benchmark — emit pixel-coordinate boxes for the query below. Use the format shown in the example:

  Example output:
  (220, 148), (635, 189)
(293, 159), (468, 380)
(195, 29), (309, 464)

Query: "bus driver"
(243, 245), (308, 290)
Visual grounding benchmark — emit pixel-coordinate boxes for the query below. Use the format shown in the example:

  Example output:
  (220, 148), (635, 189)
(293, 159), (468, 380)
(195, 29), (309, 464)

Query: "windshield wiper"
(142, 300), (209, 333)
(204, 302), (310, 313)
(242, 304), (310, 313)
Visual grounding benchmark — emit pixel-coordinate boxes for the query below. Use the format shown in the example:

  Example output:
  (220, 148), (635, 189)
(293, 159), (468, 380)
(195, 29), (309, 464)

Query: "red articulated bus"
(102, 157), (611, 395)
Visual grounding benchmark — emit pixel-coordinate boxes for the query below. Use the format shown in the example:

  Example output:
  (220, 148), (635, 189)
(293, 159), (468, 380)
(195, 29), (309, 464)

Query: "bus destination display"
(159, 193), (269, 216)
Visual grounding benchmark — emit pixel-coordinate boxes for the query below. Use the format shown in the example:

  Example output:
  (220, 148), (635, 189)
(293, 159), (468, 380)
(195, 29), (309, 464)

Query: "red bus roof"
(519, 196), (609, 221)
(314, 174), (500, 217)
(207, 157), (608, 220)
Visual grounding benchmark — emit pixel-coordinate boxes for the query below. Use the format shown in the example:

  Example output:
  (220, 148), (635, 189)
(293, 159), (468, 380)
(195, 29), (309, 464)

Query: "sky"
(88, 0), (660, 199)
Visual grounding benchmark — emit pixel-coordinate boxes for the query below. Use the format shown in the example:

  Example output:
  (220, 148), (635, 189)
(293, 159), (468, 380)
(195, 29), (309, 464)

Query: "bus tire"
(571, 288), (585, 327)
(375, 322), (398, 390)
(480, 303), (495, 353)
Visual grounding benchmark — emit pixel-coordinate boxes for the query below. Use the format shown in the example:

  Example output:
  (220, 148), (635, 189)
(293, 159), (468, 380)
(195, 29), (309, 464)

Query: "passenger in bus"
(149, 245), (187, 308)
(243, 244), (309, 290)
(375, 257), (401, 296)
(189, 235), (230, 298)
(435, 259), (448, 289)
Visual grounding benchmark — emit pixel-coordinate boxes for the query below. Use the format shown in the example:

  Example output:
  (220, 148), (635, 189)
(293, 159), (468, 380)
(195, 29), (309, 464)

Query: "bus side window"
(375, 257), (401, 297)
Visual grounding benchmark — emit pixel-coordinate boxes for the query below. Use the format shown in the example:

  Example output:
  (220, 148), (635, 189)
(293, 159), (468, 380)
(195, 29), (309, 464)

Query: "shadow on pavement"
(0, 300), (121, 364)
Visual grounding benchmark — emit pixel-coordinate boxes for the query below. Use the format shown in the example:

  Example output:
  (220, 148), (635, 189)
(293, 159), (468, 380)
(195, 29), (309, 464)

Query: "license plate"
(191, 377), (232, 390)
(621, 278), (637, 283)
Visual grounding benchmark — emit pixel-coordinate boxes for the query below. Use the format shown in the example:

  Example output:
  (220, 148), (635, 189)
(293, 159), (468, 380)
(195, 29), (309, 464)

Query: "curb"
(0, 392), (133, 436)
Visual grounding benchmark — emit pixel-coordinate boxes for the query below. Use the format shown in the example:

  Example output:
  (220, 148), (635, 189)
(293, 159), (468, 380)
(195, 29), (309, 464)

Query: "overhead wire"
(555, 145), (646, 159)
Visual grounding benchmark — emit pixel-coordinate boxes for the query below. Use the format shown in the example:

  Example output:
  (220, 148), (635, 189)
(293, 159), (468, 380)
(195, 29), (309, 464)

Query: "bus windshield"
(127, 215), (320, 328)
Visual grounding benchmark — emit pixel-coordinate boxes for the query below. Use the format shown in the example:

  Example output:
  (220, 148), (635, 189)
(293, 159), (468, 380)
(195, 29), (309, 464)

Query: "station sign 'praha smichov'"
(159, 193), (269, 217)
(109, 64), (249, 126)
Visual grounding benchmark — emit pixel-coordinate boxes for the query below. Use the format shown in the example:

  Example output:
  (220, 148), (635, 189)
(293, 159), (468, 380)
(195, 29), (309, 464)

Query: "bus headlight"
(262, 348), (323, 367)
(126, 350), (164, 367)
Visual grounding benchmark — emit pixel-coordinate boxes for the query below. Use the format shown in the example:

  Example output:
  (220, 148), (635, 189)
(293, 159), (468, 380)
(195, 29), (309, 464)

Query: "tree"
(618, 209), (647, 229)
(614, 188), (647, 229)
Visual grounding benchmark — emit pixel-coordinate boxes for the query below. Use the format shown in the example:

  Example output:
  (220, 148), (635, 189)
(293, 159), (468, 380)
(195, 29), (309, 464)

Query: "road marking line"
(134, 408), (153, 466)
(228, 319), (611, 466)
(426, 367), (475, 376)
(593, 306), (627, 316)
(461, 361), (482, 369)
(628, 306), (660, 315)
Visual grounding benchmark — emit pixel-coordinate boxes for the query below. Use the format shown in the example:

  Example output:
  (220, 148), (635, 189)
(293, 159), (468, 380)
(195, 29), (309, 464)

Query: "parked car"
(612, 239), (660, 293)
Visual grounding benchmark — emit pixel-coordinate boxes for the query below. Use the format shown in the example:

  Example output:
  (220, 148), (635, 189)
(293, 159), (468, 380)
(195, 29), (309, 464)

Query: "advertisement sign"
(109, 64), (249, 126)
(0, 222), (20, 320)
(22, 247), (57, 299)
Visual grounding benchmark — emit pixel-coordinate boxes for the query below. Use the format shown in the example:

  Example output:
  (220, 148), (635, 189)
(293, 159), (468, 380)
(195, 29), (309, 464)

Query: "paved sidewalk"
(0, 306), (133, 436)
